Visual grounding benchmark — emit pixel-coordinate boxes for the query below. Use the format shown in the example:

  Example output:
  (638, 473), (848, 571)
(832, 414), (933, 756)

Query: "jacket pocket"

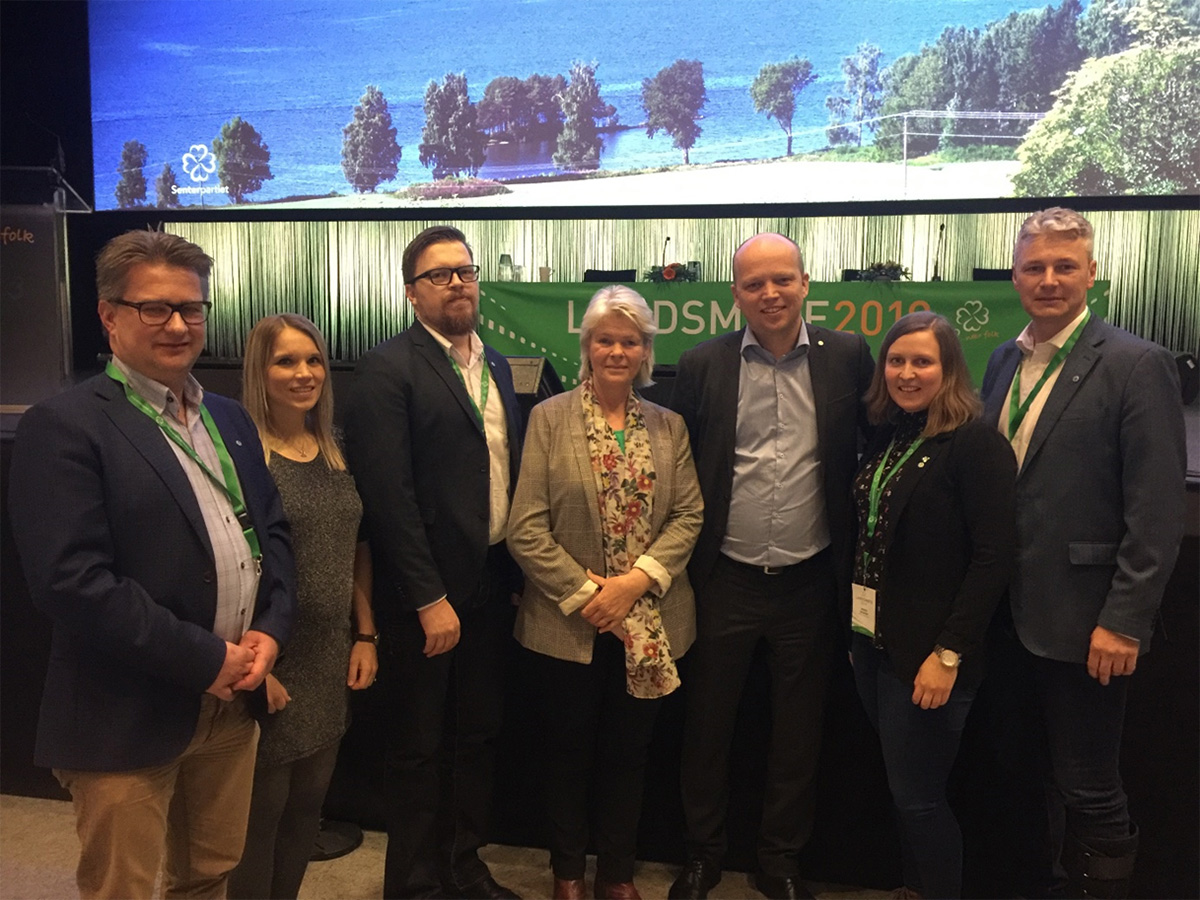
(1068, 542), (1119, 566)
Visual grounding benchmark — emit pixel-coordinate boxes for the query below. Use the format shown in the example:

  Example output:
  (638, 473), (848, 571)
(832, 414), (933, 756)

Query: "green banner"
(478, 281), (1110, 388)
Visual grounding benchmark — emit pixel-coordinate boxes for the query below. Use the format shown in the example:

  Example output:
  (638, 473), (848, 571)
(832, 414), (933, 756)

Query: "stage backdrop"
(478, 280), (1110, 386)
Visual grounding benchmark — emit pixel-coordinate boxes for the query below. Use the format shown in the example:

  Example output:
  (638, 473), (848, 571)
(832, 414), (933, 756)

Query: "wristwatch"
(353, 632), (379, 646)
(933, 645), (961, 668)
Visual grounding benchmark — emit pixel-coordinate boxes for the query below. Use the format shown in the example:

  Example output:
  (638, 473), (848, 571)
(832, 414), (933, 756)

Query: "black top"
(849, 416), (1018, 689)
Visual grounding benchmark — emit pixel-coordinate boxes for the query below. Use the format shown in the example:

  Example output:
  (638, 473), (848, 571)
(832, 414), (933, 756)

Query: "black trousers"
(678, 551), (837, 877)
(381, 553), (515, 899)
(525, 635), (664, 883)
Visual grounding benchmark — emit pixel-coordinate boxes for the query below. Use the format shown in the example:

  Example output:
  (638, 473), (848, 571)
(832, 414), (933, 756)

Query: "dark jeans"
(679, 551), (836, 877)
(852, 636), (975, 899)
(228, 742), (341, 900)
(977, 619), (1133, 896)
(381, 566), (514, 899)
(524, 636), (663, 883)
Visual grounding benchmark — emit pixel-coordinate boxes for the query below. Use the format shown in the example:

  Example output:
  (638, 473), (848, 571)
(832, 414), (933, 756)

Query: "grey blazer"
(981, 315), (1186, 663)
(508, 387), (704, 665)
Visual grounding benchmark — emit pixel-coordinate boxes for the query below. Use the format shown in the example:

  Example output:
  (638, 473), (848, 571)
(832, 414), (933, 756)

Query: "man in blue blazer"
(8, 230), (294, 899)
(669, 233), (873, 900)
(980, 208), (1185, 899)
(344, 226), (524, 900)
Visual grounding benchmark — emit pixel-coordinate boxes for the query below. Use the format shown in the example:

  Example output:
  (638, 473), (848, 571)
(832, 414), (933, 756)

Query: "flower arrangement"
(861, 260), (912, 281)
(644, 262), (699, 283)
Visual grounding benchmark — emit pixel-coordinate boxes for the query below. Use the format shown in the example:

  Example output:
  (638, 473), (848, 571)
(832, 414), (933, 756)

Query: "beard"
(434, 299), (480, 336)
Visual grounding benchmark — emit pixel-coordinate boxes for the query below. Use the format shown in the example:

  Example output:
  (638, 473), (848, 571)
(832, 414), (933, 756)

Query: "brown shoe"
(554, 878), (587, 900)
(594, 881), (642, 900)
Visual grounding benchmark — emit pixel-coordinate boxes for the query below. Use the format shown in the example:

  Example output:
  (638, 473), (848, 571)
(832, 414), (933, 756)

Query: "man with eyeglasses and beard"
(344, 226), (525, 900)
(8, 229), (294, 899)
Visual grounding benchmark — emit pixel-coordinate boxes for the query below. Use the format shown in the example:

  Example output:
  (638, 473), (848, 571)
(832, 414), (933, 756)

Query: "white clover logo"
(182, 144), (217, 183)
(956, 300), (990, 332)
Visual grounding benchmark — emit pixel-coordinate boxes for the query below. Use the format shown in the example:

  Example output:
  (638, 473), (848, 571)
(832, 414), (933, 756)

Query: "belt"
(720, 548), (829, 577)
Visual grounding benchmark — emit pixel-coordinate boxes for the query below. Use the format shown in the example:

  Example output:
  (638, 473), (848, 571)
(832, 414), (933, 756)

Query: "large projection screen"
(89, 0), (1199, 211)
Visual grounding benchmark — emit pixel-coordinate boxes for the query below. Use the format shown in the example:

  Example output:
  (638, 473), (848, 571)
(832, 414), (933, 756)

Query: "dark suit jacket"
(981, 316), (1186, 663)
(343, 320), (523, 622)
(855, 419), (1017, 689)
(670, 324), (874, 593)
(8, 374), (294, 772)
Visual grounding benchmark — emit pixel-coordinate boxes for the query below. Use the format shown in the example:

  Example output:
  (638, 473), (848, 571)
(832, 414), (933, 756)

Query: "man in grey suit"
(669, 233), (873, 900)
(980, 208), (1186, 899)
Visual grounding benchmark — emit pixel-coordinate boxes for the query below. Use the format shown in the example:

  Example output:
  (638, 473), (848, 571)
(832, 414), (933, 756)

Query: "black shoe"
(669, 860), (721, 899)
(451, 875), (522, 900)
(752, 873), (814, 900)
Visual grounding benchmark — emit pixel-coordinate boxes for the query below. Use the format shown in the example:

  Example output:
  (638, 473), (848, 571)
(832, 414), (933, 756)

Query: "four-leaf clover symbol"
(182, 144), (216, 183)
(956, 300), (990, 332)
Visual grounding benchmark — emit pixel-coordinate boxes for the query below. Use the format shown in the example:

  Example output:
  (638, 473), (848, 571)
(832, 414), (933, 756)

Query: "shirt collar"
(1016, 306), (1089, 356)
(419, 318), (484, 368)
(741, 320), (810, 361)
(110, 355), (204, 418)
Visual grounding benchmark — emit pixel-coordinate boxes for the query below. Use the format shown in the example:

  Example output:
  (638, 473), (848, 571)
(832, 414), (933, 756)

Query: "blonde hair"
(864, 312), (982, 437)
(1014, 207), (1095, 261)
(242, 314), (346, 470)
(578, 285), (657, 387)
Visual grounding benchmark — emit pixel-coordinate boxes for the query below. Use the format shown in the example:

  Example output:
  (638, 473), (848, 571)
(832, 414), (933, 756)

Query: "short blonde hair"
(1014, 207), (1095, 261)
(242, 314), (345, 470)
(864, 312), (982, 437)
(578, 285), (657, 388)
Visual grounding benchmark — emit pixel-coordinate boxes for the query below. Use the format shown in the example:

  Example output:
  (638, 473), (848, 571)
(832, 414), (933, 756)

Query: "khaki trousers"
(55, 694), (259, 900)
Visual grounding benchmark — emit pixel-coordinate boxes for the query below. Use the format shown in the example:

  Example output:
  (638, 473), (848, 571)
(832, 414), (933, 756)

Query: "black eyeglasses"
(109, 298), (212, 325)
(407, 265), (481, 286)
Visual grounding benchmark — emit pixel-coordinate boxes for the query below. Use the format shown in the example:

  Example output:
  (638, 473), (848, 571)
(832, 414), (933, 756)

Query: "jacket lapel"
(644, 404), (672, 536)
(983, 343), (1020, 431)
(807, 324), (832, 455)
(874, 429), (949, 547)
(410, 320), (484, 435)
(97, 376), (213, 558)
(1020, 319), (1104, 474)
(568, 388), (605, 538)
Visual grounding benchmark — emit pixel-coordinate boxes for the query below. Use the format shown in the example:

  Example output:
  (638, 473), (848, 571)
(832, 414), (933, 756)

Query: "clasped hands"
(205, 629), (279, 701)
(581, 568), (653, 637)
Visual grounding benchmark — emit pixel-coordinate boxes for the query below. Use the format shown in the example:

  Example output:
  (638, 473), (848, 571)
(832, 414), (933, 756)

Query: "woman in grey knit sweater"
(230, 314), (378, 900)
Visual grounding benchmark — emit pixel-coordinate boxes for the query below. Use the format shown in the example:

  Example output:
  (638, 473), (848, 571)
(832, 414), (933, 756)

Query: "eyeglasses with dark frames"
(407, 265), (481, 286)
(108, 299), (212, 325)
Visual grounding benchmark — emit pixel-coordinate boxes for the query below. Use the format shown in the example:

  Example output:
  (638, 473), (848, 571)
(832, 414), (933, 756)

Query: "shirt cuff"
(559, 580), (599, 616)
(416, 595), (448, 612)
(633, 555), (670, 596)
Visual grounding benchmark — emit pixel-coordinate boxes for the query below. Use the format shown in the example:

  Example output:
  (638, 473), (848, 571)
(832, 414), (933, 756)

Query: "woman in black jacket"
(850, 312), (1017, 899)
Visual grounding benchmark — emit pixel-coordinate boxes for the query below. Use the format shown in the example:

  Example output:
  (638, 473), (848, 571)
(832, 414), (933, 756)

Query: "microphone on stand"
(931, 223), (945, 282)
(662, 236), (671, 268)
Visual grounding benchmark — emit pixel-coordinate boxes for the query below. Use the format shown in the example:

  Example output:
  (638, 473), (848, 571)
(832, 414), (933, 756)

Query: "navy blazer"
(981, 315), (1186, 662)
(343, 320), (524, 620)
(670, 324), (874, 593)
(853, 419), (1017, 689)
(8, 373), (294, 772)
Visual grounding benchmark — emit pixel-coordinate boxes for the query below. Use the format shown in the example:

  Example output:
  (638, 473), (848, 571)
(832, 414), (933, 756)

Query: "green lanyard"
(106, 361), (262, 560)
(865, 435), (925, 544)
(448, 353), (489, 429)
(1007, 309), (1090, 440)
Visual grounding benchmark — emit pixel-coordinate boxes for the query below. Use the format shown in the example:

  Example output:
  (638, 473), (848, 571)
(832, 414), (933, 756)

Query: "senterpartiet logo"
(176, 144), (227, 196)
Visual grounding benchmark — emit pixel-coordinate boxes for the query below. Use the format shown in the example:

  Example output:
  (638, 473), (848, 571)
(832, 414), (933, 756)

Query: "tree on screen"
(1013, 38), (1200, 195)
(419, 73), (488, 179)
(750, 57), (817, 156)
(554, 62), (614, 171)
(642, 59), (707, 164)
(342, 85), (403, 193)
(212, 117), (273, 204)
(154, 163), (181, 209)
(524, 73), (568, 141)
(115, 140), (148, 209)
(825, 43), (884, 147)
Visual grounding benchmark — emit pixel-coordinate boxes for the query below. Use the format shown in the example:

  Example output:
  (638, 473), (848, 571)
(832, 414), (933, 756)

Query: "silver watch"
(933, 645), (961, 668)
